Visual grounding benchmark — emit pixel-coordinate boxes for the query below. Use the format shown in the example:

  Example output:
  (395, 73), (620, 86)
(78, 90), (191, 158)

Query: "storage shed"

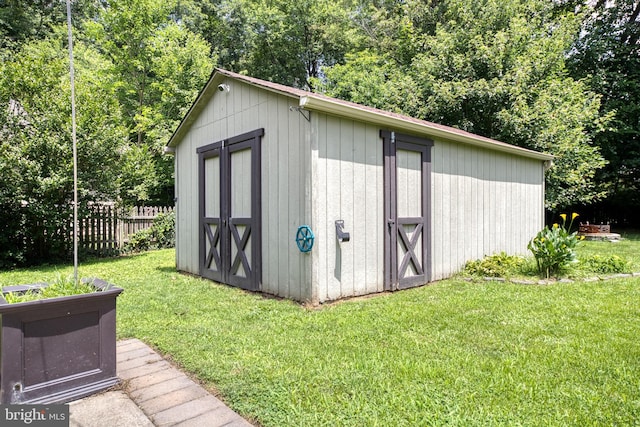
(167, 69), (553, 303)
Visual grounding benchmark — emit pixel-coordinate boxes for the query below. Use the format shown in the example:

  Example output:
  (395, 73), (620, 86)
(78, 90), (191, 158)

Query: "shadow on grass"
(0, 251), (165, 277)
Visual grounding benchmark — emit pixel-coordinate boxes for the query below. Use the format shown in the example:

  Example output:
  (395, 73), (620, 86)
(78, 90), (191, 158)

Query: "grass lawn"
(1, 241), (639, 426)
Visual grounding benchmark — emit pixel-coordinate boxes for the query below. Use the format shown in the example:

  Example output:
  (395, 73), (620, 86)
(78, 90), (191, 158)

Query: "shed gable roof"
(168, 68), (553, 161)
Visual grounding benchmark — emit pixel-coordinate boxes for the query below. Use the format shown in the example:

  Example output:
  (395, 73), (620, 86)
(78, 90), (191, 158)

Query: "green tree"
(84, 0), (213, 204)
(566, 0), (640, 223)
(192, 0), (362, 90)
(0, 0), (100, 48)
(321, 0), (609, 210)
(0, 31), (128, 266)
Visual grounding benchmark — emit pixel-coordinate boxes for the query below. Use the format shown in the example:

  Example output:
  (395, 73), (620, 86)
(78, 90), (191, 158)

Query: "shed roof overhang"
(168, 69), (554, 163)
(299, 95), (553, 161)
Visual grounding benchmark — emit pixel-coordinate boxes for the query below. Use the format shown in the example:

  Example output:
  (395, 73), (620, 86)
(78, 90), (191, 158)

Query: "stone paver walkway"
(118, 339), (253, 427)
(70, 339), (253, 427)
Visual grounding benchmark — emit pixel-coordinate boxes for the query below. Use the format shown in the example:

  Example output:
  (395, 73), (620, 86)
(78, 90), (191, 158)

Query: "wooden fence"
(78, 204), (174, 255)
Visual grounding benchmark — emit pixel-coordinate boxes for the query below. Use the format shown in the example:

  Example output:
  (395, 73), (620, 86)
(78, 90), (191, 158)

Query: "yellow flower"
(572, 212), (579, 220)
(560, 213), (567, 221)
(553, 223), (559, 228)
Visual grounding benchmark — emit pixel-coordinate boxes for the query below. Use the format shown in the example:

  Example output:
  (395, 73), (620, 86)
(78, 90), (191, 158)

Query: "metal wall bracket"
(289, 106), (311, 122)
(335, 220), (350, 243)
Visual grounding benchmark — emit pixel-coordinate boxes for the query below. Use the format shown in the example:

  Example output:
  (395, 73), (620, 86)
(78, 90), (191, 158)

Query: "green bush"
(463, 252), (526, 277)
(151, 211), (176, 248)
(124, 211), (175, 253)
(125, 228), (153, 253)
(528, 213), (583, 278)
(580, 254), (630, 274)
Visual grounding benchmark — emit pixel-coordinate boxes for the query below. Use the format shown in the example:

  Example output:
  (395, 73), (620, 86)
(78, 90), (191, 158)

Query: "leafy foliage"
(194, 0), (362, 90)
(124, 211), (175, 253)
(528, 213), (583, 278)
(0, 0), (99, 49)
(0, 1), (209, 265)
(579, 254), (630, 275)
(566, 0), (640, 224)
(463, 252), (526, 278)
(85, 0), (212, 204)
(0, 32), (127, 267)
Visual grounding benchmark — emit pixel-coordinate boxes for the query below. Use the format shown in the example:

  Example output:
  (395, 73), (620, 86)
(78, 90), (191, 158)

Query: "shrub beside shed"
(166, 69), (553, 303)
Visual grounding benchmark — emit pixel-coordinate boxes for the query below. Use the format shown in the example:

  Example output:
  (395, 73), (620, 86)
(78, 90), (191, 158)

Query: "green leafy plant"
(3, 275), (96, 304)
(124, 211), (175, 253)
(463, 252), (526, 277)
(580, 254), (630, 274)
(151, 211), (176, 248)
(528, 213), (583, 278)
(125, 229), (153, 253)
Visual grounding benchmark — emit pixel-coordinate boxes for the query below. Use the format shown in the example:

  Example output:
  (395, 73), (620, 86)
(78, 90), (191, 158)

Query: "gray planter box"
(0, 279), (123, 404)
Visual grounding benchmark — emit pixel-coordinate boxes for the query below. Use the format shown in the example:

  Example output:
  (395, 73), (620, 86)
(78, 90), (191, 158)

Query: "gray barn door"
(197, 129), (263, 291)
(382, 130), (433, 291)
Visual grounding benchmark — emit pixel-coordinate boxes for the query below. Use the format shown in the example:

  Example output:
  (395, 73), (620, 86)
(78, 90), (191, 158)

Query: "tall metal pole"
(65, 0), (79, 283)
